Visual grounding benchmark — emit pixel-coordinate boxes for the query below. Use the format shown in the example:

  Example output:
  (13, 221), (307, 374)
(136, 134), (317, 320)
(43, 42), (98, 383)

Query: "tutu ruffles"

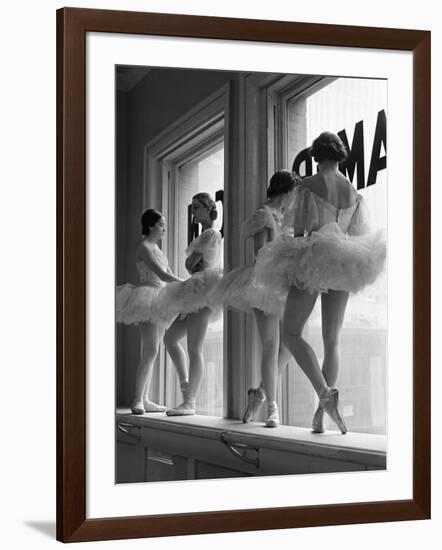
(158, 267), (223, 320)
(116, 283), (174, 328)
(255, 222), (386, 294)
(209, 265), (288, 318)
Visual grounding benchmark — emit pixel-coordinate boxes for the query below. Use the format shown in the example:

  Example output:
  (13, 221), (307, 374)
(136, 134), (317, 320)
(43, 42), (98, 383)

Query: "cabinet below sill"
(116, 409), (386, 483)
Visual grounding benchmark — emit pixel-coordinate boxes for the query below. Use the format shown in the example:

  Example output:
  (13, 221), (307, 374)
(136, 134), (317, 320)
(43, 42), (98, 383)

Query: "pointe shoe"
(311, 404), (325, 433)
(131, 401), (145, 415)
(319, 387), (347, 434)
(143, 400), (167, 413)
(265, 402), (280, 428)
(166, 401), (196, 416)
(242, 387), (266, 423)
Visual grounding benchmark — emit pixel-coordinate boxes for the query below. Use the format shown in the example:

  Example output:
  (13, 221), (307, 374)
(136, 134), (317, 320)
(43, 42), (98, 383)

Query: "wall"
(1, 1), (440, 550)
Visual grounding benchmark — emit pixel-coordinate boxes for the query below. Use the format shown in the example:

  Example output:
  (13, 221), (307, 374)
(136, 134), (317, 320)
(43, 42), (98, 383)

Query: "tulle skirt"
(158, 267), (223, 321)
(209, 265), (288, 318)
(116, 283), (174, 328)
(254, 222), (387, 294)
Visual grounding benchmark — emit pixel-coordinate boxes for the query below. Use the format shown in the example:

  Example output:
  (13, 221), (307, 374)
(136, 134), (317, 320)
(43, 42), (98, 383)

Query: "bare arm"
(252, 227), (269, 257)
(290, 184), (314, 237)
(139, 245), (182, 283)
(185, 251), (204, 274)
(185, 229), (219, 273)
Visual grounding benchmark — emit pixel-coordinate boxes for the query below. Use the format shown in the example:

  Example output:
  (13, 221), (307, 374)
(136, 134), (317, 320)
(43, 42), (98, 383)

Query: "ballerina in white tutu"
(116, 209), (183, 415)
(162, 192), (223, 416)
(255, 132), (386, 434)
(210, 171), (296, 427)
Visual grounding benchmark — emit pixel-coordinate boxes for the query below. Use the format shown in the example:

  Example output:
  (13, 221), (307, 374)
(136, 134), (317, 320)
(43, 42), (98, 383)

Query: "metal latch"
(117, 422), (141, 442)
(220, 431), (260, 468)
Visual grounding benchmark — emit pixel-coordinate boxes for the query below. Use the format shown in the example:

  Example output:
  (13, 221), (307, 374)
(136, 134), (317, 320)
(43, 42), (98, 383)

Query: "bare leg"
(259, 331), (291, 385)
(277, 335), (292, 377)
(282, 287), (347, 434)
(131, 322), (161, 414)
(312, 290), (349, 432)
(185, 307), (212, 403)
(166, 307), (211, 415)
(253, 310), (281, 427)
(243, 314), (291, 425)
(281, 286), (326, 395)
(141, 327), (168, 412)
(321, 290), (349, 386)
(141, 326), (164, 395)
(253, 309), (279, 403)
(164, 315), (189, 388)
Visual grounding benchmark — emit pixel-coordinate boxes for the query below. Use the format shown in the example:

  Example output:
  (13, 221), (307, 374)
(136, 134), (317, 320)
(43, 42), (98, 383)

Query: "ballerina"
(116, 209), (183, 415)
(255, 132), (386, 434)
(162, 192), (223, 416)
(210, 170), (296, 427)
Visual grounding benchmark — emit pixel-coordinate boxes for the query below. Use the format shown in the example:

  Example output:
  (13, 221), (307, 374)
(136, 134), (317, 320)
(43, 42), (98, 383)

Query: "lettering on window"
(292, 110), (387, 190)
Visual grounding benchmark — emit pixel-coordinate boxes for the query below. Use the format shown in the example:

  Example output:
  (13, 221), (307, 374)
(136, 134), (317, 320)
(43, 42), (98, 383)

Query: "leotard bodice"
(284, 184), (372, 236)
(241, 204), (283, 244)
(186, 227), (222, 271)
(136, 244), (169, 287)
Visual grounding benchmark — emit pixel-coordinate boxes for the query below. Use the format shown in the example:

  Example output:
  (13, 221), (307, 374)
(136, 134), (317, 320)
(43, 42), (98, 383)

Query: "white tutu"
(255, 222), (386, 294)
(158, 267), (223, 320)
(209, 265), (288, 318)
(116, 283), (174, 328)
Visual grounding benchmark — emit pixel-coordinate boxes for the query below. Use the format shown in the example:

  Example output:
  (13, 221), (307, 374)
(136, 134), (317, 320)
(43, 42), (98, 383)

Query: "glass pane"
(171, 143), (224, 416)
(284, 78), (387, 434)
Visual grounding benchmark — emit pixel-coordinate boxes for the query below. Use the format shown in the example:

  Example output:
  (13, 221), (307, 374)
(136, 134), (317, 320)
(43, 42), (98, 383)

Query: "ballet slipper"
(131, 400), (145, 415)
(265, 401), (280, 428)
(319, 387), (347, 434)
(143, 400), (167, 413)
(311, 404), (325, 433)
(242, 387), (266, 423)
(166, 401), (196, 416)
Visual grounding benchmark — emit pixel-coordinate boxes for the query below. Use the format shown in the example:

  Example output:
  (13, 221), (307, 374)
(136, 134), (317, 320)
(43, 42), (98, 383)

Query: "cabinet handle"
(117, 422), (141, 441)
(220, 431), (260, 468)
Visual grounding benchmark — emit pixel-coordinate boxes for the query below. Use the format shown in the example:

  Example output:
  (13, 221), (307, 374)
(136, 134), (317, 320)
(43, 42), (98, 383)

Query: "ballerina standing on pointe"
(161, 192), (223, 416)
(116, 209), (183, 415)
(210, 170), (296, 427)
(255, 132), (386, 434)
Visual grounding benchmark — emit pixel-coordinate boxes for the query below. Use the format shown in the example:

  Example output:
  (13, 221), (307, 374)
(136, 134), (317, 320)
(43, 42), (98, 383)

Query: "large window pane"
(284, 78), (387, 434)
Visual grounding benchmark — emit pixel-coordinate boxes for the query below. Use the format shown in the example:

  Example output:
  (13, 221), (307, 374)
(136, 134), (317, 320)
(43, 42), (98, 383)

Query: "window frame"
(143, 84), (229, 412)
(271, 76), (388, 434)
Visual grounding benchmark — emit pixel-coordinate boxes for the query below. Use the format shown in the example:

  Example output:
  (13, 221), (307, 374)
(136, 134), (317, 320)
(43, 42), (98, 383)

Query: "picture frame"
(56, 6), (431, 543)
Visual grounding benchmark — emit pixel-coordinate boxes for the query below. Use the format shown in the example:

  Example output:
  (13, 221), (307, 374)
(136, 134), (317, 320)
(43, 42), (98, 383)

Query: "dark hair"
(267, 170), (296, 198)
(309, 131), (348, 163)
(192, 192), (218, 220)
(141, 209), (162, 236)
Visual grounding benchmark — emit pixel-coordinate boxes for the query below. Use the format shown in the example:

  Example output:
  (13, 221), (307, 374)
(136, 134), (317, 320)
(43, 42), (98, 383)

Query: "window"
(277, 77), (387, 434)
(144, 85), (228, 417)
(170, 143), (224, 416)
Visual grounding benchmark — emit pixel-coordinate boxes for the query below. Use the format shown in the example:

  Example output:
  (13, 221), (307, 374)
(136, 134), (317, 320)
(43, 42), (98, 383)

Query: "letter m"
(338, 121), (365, 190)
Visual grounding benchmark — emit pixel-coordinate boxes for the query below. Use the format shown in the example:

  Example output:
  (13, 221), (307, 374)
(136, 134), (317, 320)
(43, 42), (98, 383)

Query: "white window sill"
(116, 409), (386, 471)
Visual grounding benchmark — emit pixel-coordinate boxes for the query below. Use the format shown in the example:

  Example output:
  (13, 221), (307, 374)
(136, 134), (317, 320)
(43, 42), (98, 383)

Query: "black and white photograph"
(115, 66), (388, 483)
(2, 0), (437, 547)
